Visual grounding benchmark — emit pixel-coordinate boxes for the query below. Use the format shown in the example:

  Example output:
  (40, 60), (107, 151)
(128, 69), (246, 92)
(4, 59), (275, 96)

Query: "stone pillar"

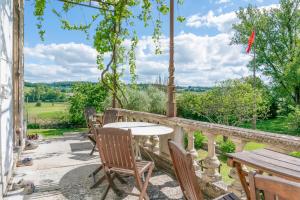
(202, 133), (221, 182)
(186, 131), (200, 170)
(228, 138), (247, 200)
(159, 125), (184, 157)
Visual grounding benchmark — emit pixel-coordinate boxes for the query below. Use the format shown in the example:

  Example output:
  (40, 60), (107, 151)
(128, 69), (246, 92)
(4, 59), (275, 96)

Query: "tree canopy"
(177, 78), (270, 126)
(232, 0), (300, 106)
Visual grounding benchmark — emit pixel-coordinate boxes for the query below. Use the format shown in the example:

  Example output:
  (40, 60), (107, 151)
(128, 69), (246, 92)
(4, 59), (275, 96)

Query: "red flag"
(246, 30), (255, 53)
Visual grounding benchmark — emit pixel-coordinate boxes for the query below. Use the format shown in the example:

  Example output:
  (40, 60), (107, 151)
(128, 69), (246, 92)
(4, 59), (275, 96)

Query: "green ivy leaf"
(177, 16), (186, 23)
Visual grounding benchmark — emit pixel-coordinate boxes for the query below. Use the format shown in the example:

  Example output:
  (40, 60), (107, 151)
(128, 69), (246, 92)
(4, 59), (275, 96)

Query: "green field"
(241, 116), (299, 136)
(25, 102), (69, 122)
(25, 102), (88, 137)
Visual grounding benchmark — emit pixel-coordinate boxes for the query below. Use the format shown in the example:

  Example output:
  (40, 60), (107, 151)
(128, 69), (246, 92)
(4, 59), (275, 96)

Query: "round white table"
(103, 122), (173, 159)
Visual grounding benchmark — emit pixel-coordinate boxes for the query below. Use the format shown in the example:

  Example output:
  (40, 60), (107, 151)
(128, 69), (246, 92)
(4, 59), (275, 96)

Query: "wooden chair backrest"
(95, 127), (136, 170)
(249, 171), (300, 200)
(84, 107), (96, 127)
(168, 140), (203, 200)
(103, 110), (120, 125)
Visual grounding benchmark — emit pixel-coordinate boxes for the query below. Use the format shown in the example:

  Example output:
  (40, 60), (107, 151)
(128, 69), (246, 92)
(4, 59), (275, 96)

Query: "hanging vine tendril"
(34, 0), (185, 108)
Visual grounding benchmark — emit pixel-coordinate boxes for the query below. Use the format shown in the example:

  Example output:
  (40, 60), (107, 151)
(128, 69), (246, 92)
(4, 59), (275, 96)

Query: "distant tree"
(103, 86), (167, 114)
(25, 85), (66, 102)
(146, 87), (167, 114)
(231, 0), (300, 106)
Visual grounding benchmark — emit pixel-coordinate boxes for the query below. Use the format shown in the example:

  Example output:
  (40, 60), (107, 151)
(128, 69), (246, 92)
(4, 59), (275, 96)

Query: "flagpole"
(252, 27), (257, 129)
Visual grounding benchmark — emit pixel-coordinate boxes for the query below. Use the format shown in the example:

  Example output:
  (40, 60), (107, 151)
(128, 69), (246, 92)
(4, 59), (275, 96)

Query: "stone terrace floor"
(5, 133), (184, 200)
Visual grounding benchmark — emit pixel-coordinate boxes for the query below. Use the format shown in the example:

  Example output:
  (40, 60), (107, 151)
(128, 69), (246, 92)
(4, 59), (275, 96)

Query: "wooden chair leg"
(135, 174), (144, 198)
(100, 185), (110, 200)
(90, 144), (96, 155)
(90, 175), (106, 189)
(89, 165), (103, 178)
(105, 172), (122, 196)
(139, 166), (153, 200)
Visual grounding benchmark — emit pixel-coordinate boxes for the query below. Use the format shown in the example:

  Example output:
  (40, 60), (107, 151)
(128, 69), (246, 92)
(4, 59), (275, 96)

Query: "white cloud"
(122, 33), (251, 86)
(186, 4), (279, 33)
(24, 43), (100, 82)
(217, 0), (231, 4)
(25, 32), (252, 86)
(186, 10), (237, 33)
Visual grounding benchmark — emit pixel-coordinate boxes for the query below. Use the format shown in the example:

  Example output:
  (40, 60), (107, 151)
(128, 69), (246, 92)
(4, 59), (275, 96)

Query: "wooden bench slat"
(253, 149), (300, 167)
(247, 152), (300, 172)
(228, 151), (300, 182)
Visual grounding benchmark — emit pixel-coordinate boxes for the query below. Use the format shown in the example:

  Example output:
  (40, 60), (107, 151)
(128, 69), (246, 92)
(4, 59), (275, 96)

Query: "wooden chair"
(84, 108), (121, 155)
(168, 140), (239, 200)
(88, 109), (122, 189)
(84, 107), (97, 155)
(95, 127), (154, 200)
(249, 171), (300, 200)
(102, 109), (122, 125)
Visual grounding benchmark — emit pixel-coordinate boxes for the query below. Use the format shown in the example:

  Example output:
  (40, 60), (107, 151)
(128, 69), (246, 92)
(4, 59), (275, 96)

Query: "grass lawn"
(25, 102), (69, 121)
(241, 116), (299, 136)
(28, 128), (88, 137)
(26, 102), (88, 138)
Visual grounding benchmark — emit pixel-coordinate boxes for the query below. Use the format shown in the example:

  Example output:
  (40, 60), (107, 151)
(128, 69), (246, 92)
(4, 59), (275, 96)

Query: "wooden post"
(167, 0), (176, 117)
(252, 28), (257, 129)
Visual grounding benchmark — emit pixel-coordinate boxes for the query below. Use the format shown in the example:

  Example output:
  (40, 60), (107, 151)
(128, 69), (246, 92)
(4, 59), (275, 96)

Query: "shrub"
(184, 131), (205, 150)
(177, 92), (203, 120)
(146, 87), (166, 114)
(68, 83), (107, 126)
(219, 140), (236, 155)
(194, 131), (205, 149)
(288, 106), (300, 132)
(177, 78), (271, 126)
(27, 123), (40, 129)
(289, 151), (300, 158)
(123, 88), (150, 112)
(103, 86), (167, 115)
(35, 101), (42, 107)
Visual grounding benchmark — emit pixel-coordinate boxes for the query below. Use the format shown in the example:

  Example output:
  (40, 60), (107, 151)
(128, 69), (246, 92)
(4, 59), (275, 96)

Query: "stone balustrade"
(99, 108), (300, 199)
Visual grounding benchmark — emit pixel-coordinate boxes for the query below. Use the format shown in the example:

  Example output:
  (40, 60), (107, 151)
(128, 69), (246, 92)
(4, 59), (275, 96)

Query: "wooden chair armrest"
(94, 113), (104, 126)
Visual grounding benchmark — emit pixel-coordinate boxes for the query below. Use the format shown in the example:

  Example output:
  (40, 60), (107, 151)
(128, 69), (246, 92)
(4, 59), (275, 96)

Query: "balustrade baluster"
(202, 133), (221, 182)
(186, 131), (200, 170)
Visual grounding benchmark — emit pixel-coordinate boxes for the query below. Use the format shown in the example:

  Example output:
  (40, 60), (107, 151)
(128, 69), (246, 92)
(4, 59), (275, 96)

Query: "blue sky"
(24, 0), (279, 86)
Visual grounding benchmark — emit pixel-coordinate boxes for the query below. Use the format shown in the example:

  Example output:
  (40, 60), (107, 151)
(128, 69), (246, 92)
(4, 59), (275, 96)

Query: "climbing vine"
(33, 0), (185, 107)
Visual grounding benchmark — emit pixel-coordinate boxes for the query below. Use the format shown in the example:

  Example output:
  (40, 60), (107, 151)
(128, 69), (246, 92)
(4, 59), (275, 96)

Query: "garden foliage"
(177, 78), (271, 126)
(69, 83), (108, 125)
